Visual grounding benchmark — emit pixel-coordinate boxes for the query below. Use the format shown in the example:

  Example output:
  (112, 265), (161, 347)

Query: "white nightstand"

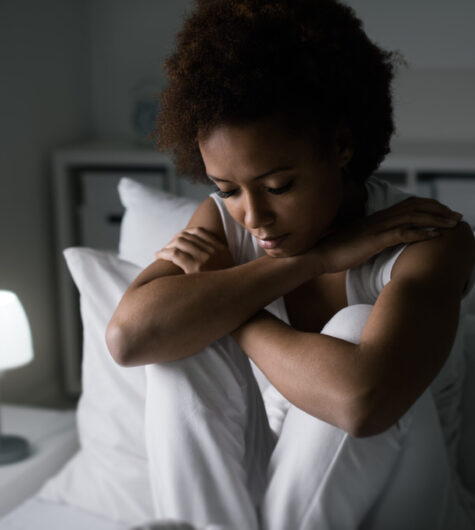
(0, 405), (79, 518)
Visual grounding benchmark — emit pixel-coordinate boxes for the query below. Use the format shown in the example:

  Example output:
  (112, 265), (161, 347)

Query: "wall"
(89, 0), (475, 144)
(0, 0), (91, 406)
(345, 0), (475, 143)
(89, 0), (191, 141)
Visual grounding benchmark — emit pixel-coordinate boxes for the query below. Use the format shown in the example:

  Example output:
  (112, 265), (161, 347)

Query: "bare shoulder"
(391, 220), (475, 295)
(186, 196), (227, 244)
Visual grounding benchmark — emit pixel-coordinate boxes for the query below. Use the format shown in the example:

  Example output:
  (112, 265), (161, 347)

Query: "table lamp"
(0, 290), (35, 465)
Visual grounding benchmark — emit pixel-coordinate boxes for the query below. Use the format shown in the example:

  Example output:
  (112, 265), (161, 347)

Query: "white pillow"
(37, 248), (155, 526)
(118, 177), (201, 269)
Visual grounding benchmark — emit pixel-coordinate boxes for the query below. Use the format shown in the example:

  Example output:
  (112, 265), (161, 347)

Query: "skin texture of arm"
(231, 221), (475, 437)
(106, 197), (320, 365)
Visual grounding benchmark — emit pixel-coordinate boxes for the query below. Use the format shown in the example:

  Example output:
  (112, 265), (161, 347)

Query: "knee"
(144, 337), (253, 414)
(321, 304), (373, 344)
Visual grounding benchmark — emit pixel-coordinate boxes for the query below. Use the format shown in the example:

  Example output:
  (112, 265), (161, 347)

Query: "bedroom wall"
(345, 0), (475, 143)
(89, 0), (475, 144)
(0, 0), (91, 406)
(89, 0), (191, 141)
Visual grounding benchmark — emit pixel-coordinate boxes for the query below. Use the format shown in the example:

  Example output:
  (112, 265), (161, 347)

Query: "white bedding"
(0, 496), (128, 530)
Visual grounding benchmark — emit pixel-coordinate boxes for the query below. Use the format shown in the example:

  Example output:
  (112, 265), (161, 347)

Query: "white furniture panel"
(79, 171), (168, 250)
(377, 141), (475, 230)
(432, 177), (475, 229)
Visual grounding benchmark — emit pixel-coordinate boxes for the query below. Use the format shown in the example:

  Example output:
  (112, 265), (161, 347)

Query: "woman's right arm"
(105, 197), (319, 366)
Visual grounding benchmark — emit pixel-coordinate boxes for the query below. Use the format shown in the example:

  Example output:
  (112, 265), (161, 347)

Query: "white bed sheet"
(0, 495), (128, 530)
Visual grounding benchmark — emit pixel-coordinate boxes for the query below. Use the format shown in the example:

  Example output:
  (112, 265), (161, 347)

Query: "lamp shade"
(0, 290), (34, 370)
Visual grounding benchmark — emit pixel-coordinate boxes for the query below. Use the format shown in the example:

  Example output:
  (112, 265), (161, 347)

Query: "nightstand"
(0, 405), (79, 517)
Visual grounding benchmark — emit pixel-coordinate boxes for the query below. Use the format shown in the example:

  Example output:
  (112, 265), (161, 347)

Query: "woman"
(106, 1), (475, 528)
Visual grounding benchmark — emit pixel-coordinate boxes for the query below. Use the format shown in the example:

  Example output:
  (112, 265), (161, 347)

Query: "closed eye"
(214, 188), (236, 199)
(266, 180), (294, 195)
(215, 180), (294, 199)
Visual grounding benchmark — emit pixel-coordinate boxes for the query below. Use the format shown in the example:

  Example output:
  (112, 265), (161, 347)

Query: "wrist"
(289, 247), (324, 280)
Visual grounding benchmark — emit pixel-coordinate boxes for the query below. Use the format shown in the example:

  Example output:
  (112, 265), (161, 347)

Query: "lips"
(255, 233), (289, 249)
(257, 235), (283, 241)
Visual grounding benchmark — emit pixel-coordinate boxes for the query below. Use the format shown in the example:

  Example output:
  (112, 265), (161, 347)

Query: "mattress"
(0, 496), (128, 530)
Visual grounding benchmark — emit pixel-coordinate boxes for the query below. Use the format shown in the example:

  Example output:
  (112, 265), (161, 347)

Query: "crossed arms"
(106, 197), (475, 437)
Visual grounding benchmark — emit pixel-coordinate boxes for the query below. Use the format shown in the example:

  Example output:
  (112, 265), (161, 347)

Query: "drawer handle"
(106, 214), (123, 225)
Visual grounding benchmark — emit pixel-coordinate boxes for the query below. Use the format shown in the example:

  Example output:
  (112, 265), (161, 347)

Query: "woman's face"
(199, 116), (352, 258)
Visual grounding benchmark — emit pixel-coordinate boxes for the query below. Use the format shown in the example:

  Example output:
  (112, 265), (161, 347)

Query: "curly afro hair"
(153, 0), (404, 185)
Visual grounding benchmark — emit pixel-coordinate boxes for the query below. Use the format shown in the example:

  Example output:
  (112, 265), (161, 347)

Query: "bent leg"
(145, 334), (275, 530)
(260, 304), (413, 530)
(261, 303), (472, 529)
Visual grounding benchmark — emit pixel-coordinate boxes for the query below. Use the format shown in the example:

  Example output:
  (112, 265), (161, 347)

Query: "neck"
(333, 175), (368, 229)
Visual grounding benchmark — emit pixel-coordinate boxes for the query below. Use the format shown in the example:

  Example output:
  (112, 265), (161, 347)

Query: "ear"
(334, 127), (355, 167)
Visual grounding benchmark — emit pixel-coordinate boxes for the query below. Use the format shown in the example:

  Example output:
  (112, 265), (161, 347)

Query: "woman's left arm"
(231, 221), (475, 438)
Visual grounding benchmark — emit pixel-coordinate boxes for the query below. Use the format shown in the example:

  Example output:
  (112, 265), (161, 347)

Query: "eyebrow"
(207, 166), (294, 183)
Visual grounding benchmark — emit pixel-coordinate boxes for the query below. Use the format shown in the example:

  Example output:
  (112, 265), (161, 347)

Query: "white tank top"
(210, 175), (475, 467)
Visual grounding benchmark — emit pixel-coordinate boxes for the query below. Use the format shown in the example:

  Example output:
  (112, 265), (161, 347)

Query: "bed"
(1, 176), (475, 530)
(0, 497), (128, 530)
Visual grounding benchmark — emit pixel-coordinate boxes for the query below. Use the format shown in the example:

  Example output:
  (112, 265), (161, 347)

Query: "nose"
(244, 192), (274, 230)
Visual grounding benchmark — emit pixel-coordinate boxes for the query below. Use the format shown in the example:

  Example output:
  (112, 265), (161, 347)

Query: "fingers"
(183, 226), (225, 245)
(187, 226), (222, 238)
(165, 227), (223, 252)
(164, 227), (226, 254)
(374, 197), (463, 235)
(393, 196), (462, 218)
(155, 246), (196, 272)
(383, 211), (462, 230)
(169, 233), (213, 254)
(380, 226), (442, 247)
(153, 227), (229, 273)
(185, 228), (229, 250)
(162, 236), (210, 265)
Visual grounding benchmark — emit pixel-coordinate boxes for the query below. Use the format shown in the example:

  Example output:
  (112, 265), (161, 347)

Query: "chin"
(264, 247), (292, 258)
(265, 244), (306, 258)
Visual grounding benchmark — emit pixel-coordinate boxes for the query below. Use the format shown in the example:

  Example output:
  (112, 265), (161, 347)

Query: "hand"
(312, 196), (463, 274)
(154, 226), (234, 274)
